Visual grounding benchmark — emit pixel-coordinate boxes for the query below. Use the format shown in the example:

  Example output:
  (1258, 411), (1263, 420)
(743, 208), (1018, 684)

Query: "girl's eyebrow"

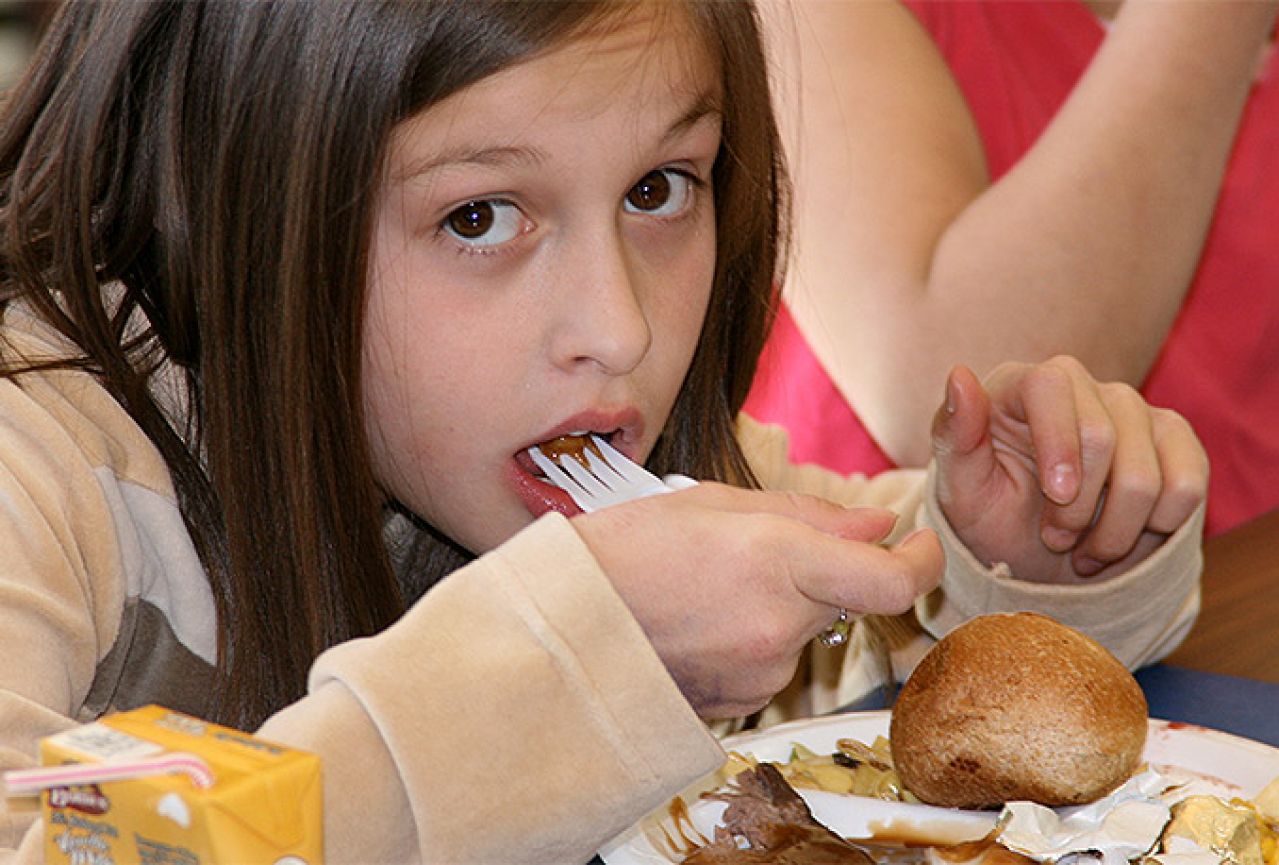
(666, 92), (724, 142)
(394, 92), (723, 183)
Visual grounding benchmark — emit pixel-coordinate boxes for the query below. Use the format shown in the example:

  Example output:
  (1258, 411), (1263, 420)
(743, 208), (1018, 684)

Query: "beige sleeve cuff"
(260, 513), (722, 865)
(913, 464), (1203, 670)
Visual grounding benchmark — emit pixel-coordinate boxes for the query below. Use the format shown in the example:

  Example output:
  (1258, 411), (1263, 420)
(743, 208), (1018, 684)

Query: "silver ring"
(818, 608), (851, 648)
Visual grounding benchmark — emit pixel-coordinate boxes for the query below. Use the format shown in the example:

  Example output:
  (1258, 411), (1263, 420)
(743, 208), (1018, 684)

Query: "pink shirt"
(745, 0), (1279, 536)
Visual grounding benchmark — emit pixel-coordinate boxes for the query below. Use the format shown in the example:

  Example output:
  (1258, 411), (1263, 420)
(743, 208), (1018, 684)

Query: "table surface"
(1163, 507), (1279, 683)
(1145, 506), (1279, 747)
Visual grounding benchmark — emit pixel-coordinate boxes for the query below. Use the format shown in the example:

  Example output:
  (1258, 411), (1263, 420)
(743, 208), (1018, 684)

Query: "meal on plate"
(679, 763), (873, 864)
(675, 759), (1279, 864)
(667, 614), (1279, 865)
(724, 734), (916, 803)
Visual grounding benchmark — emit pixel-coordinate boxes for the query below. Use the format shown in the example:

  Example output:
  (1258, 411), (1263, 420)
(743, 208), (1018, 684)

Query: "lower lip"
(506, 459), (583, 519)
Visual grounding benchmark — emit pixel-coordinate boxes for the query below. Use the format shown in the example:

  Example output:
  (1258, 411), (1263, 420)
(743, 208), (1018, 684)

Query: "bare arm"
(764, 0), (1278, 466)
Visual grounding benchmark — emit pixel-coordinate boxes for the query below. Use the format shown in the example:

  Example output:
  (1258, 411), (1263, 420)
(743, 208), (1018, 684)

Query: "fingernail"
(899, 527), (933, 547)
(1047, 462), (1076, 503)
(944, 372), (958, 415)
(1075, 556), (1105, 577)
(871, 514), (900, 544)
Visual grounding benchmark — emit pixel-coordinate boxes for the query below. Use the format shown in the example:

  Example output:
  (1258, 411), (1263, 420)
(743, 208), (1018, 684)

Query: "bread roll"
(889, 612), (1147, 808)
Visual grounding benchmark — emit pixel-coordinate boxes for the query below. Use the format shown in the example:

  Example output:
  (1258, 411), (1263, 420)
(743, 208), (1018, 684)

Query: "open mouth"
(518, 430), (618, 479)
(536, 433), (604, 468)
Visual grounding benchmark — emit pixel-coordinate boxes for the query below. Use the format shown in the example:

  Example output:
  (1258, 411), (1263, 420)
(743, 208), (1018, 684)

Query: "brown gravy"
(538, 434), (599, 468)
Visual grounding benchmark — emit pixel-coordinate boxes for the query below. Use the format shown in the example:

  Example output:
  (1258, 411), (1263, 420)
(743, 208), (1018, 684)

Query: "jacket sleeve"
(0, 371), (139, 863)
(257, 513), (724, 865)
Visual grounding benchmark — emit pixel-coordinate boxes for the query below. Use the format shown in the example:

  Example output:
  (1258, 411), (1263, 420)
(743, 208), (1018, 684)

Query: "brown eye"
(441, 199), (524, 247)
(446, 201), (495, 239)
(624, 168), (694, 217)
(627, 170), (672, 212)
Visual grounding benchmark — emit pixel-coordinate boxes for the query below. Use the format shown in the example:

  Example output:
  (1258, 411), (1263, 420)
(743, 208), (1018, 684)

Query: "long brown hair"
(0, 0), (786, 730)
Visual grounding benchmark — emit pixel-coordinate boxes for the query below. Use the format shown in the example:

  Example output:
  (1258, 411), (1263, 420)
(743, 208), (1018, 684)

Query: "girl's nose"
(549, 229), (652, 375)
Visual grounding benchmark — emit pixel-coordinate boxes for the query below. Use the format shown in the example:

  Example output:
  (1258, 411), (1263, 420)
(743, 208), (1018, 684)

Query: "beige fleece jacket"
(0, 305), (1201, 864)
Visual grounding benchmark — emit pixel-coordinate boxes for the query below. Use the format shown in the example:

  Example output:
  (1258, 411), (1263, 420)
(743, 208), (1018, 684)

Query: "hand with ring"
(575, 484), (942, 720)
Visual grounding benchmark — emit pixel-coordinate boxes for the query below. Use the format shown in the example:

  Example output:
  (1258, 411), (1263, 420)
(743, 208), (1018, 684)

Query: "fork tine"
(532, 437), (693, 512)
(529, 449), (597, 510)
(555, 453), (614, 499)
(582, 446), (627, 486)
(591, 435), (661, 485)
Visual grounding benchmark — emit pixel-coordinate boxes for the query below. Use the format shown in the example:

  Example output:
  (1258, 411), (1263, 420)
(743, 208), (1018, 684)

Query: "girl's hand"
(932, 358), (1208, 583)
(571, 487), (943, 720)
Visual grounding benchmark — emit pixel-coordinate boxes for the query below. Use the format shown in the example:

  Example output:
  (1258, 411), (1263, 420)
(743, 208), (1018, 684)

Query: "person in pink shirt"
(748, 0), (1279, 536)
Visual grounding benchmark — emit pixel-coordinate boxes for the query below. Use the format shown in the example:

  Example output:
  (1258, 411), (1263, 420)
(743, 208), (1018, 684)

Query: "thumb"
(931, 365), (994, 506)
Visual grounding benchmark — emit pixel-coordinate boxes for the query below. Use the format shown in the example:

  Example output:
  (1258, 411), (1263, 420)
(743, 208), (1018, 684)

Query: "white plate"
(597, 710), (1279, 865)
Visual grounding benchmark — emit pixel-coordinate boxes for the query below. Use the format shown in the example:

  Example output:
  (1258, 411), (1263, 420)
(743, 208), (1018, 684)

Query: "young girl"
(0, 1), (1205, 863)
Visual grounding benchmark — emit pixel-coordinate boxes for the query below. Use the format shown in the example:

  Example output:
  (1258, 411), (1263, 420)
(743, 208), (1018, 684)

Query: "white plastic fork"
(529, 435), (696, 512)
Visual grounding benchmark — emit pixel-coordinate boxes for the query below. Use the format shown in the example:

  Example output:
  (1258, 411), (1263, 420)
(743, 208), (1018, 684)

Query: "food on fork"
(531, 433), (695, 512)
(889, 612), (1147, 809)
(536, 433), (602, 468)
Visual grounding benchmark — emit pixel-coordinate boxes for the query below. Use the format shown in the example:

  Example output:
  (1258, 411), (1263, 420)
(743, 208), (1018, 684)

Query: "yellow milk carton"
(35, 705), (322, 865)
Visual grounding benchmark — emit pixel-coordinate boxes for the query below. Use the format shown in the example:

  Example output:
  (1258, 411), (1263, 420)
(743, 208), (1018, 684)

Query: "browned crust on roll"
(889, 612), (1148, 808)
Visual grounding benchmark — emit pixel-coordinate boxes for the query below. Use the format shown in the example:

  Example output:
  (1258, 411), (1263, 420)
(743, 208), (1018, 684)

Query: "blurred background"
(0, 0), (55, 90)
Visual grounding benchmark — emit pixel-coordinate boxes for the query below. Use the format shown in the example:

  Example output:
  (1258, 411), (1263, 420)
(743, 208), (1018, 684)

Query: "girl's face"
(364, 6), (722, 554)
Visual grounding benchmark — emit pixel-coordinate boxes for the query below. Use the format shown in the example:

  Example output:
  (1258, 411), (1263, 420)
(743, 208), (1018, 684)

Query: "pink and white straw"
(3, 752), (215, 796)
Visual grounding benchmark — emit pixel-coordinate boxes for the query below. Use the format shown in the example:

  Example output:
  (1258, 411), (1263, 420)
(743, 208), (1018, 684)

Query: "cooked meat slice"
(681, 763), (875, 864)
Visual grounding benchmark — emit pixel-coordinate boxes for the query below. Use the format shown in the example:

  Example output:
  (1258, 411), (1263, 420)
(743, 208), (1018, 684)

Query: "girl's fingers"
(1017, 359), (1113, 550)
(1145, 408), (1210, 534)
(672, 482), (900, 544)
(1018, 360), (1092, 504)
(929, 364), (995, 526)
(1070, 382), (1162, 573)
(784, 524), (944, 616)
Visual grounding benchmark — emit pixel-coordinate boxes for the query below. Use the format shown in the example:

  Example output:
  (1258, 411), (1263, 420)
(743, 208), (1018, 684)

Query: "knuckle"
(1157, 409), (1211, 461)
(1170, 470), (1208, 505)
(739, 615), (794, 667)
(1110, 468), (1162, 512)
(1020, 359), (1073, 398)
(1077, 417), (1117, 462)
(1045, 354), (1087, 379)
(870, 560), (922, 614)
(1159, 476), (1208, 524)
(1046, 353), (1078, 370)
(1099, 380), (1142, 406)
(732, 515), (781, 562)
(1047, 505), (1094, 535)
